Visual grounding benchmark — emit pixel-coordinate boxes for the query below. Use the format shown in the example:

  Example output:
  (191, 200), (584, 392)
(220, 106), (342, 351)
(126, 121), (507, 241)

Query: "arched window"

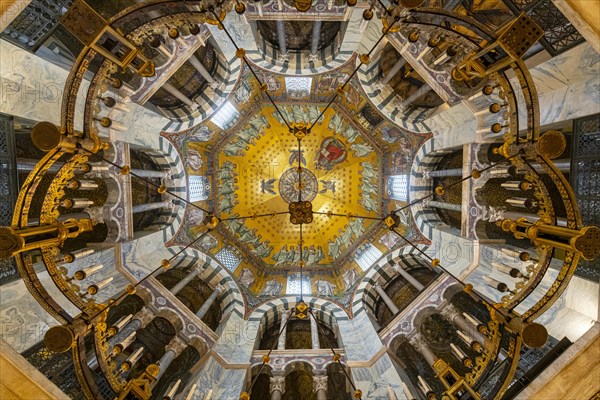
(387, 175), (408, 201)
(210, 101), (239, 129)
(215, 247), (241, 272)
(286, 273), (311, 295)
(354, 244), (382, 270)
(188, 175), (210, 202)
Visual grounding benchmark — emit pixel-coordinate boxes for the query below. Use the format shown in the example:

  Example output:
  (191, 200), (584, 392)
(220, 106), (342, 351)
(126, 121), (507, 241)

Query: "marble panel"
(0, 277), (59, 353)
(350, 355), (408, 400)
(426, 102), (478, 150)
(0, 40), (87, 130)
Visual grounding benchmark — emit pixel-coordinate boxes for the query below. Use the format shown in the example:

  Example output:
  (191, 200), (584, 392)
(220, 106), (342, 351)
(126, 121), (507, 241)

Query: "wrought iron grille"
(1, 0), (73, 51)
(22, 341), (84, 399)
(0, 114), (20, 285)
(571, 114), (600, 282)
(502, 0), (584, 56)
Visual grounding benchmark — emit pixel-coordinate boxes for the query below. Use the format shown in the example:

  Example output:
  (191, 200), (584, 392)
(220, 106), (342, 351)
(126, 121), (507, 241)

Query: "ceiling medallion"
(293, 0), (312, 12)
(278, 167), (318, 204)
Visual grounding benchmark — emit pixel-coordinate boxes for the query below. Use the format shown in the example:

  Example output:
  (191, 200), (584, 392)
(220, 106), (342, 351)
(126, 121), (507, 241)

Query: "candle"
(81, 264), (103, 278)
(113, 314), (132, 331)
(450, 343), (467, 360)
(386, 385), (398, 400)
(119, 331), (136, 350)
(417, 376), (432, 395)
(126, 346), (144, 365)
(463, 313), (481, 327)
(164, 379), (181, 399)
(76, 180), (99, 190)
(457, 330), (473, 345)
(185, 384), (197, 400)
(204, 389), (213, 400)
(95, 276), (113, 290)
(483, 276), (503, 288)
(401, 382), (415, 400)
(491, 261), (514, 275)
(71, 248), (94, 259)
(500, 248), (521, 258)
(71, 198), (94, 208)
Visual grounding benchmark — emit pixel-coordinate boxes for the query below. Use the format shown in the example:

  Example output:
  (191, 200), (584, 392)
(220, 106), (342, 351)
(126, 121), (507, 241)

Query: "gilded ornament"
(363, 9), (373, 21)
(235, 1), (246, 14)
(537, 130), (566, 159)
(44, 325), (74, 353)
(236, 48), (246, 58)
(157, 185), (167, 194)
(262, 355), (270, 364)
(120, 165), (130, 175)
(359, 54), (370, 64)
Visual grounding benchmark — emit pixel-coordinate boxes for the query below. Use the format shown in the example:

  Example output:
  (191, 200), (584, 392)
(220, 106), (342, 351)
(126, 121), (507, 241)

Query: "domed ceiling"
(165, 56), (431, 297)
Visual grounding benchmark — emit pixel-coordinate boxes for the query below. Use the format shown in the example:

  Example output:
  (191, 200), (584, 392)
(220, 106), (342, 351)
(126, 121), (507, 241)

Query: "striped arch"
(408, 138), (450, 240)
(245, 36), (354, 76)
(357, 59), (433, 133)
(139, 136), (187, 242)
(164, 247), (246, 319)
(352, 251), (431, 318)
(161, 52), (241, 133)
(248, 296), (350, 345)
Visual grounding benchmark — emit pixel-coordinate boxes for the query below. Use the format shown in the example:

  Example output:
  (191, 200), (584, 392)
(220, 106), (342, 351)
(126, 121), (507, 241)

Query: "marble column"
(276, 20), (288, 57)
(16, 158), (62, 173)
(156, 337), (186, 380)
(310, 20), (322, 56)
(131, 169), (169, 178)
(270, 375), (285, 400)
(382, 57), (406, 86)
(310, 314), (320, 349)
(313, 375), (328, 400)
(109, 307), (154, 347)
(426, 168), (463, 178)
(277, 311), (288, 350)
(187, 54), (216, 87)
(161, 82), (196, 108)
(196, 285), (223, 319)
(375, 284), (399, 315)
(410, 334), (437, 367)
(403, 85), (432, 107)
(132, 201), (171, 214)
(425, 200), (462, 212)
(441, 305), (489, 347)
(171, 267), (201, 295)
(394, 265), (425, 291)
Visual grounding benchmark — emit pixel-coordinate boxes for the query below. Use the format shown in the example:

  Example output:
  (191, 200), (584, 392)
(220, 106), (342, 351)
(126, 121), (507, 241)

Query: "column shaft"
(187, 54), (216, 85)
(382, 57), (406, 86)
(156, 349), (176, 380)
(404, 85), (433, 107)
(196, 287), (222, 319)
(310, 20), (322, 55)
(171, 268), (200, 295)
(310, 314), (320, 349)
(277, 312), (288, 350)
(131, 169), (169, 178)
(276, 20), (287, 55)
(426, 200), (462, 212)
(132, 201), (171, 214)
(375, 285), (399, 315)
(162, 82), (195, 107)
(395, 266), (425, 291)
(427, 168), (463, 177)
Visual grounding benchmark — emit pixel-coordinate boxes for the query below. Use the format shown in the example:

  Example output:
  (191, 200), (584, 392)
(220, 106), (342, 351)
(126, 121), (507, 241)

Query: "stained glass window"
(285, 77), (313, 99)
(188, 176), (209, 202)
(216, 247), (241, 272)
(387, 175), (408, 201)
(286, 273), (312, 295)
(354, 244), (382, 271)
(210, 101), (239, 129)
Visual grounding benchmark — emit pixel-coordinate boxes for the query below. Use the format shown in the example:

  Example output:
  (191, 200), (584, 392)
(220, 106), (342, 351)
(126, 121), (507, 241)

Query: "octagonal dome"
(215, 104), (383, 269)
